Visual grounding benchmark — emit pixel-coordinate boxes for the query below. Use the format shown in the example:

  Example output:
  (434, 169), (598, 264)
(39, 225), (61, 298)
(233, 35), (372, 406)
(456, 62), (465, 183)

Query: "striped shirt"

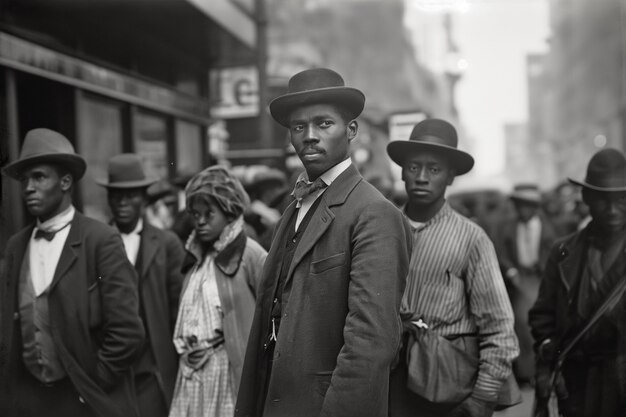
(402, 202), (519, 401)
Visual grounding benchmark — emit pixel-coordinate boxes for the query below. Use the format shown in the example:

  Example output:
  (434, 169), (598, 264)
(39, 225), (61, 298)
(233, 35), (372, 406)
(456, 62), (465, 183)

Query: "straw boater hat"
(96, 153), (157, 189)
(386, 118), (474, 176)
(510, 184), (542, 205)
(269, 68), (365, 127)
(2, 128), (87, 180)
(568, 148), (626, 192)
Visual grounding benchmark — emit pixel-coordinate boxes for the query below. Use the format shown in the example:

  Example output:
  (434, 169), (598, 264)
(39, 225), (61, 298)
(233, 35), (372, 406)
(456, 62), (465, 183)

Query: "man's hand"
(448, 395), (497, 417)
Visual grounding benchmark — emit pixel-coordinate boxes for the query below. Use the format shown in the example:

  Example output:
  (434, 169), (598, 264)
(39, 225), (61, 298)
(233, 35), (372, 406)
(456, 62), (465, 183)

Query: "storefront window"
(175, 120), (203, 176)
(134, 110), (168, 180)
(77, 94), (123, 223)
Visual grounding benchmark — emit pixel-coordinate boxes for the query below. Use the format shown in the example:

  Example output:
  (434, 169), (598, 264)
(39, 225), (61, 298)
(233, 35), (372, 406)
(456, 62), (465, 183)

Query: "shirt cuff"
(473, 373), (504, 402)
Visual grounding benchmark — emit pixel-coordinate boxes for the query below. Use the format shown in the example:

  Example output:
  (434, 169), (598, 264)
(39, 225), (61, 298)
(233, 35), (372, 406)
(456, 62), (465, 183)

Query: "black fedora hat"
(3, 128), (87, 180)
(386, 118), (474, 176)
(270, 68), (365, 127)
(568, 148), (626, 192)
(96, 153), (157, 189)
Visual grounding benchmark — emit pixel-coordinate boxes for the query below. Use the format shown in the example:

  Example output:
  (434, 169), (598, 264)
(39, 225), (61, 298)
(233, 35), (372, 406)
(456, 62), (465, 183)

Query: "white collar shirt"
(29, 205), (76, 296)
(118, 218), (143, 266)
(516, 215), (542, 268)
(295, 158), (352, 231)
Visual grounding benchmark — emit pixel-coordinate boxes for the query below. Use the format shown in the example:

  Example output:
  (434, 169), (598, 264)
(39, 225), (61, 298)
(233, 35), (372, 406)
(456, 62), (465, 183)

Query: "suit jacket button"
(13, 312), (19, 320)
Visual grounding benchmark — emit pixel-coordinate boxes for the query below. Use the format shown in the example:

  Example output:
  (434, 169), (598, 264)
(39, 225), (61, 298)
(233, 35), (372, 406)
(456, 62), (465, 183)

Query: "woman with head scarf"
(169, 166), (267, 417)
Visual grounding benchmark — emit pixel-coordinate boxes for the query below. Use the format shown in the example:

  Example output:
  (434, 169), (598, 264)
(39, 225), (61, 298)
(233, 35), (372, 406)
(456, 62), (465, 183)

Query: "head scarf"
(185, 166), (250, 219)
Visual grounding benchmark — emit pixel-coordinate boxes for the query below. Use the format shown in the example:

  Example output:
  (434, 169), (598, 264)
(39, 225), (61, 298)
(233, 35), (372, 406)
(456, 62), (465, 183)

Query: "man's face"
(583, 189), (626, 233)
(288, 104), (357, 180)
(514, 200), (539, 223)
(108, 187), (146, 230)
(402, 150), (455, 208)
(19, 163), (71, 222)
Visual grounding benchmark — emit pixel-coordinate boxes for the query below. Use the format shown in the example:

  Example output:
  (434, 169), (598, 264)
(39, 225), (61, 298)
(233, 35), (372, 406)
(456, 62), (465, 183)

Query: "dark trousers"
(135, 372), (168, 417)
(16, 370), (96, 417)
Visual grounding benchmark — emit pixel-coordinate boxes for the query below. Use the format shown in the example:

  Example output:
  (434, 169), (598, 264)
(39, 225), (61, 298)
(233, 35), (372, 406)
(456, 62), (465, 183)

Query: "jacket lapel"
(285, 165), (362, 284)
(557, 231), (586, 304)
(49, 213), (82, 293)
(140, 223), (159, 280)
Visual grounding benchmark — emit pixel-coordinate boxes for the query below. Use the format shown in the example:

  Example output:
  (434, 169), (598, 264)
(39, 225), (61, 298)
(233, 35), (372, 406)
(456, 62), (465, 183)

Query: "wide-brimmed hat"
(386, 118), (474, 175)
(568, 148), (626, 192)
(510, 183), (542, 205)
(96, 153), (157, 189)
(3, 128), (87, 180)
(270, 68), (365, 127)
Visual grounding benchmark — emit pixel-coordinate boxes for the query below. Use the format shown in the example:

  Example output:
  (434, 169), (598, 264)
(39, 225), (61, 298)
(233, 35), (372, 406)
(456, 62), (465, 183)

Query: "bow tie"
(34, 229), (56, 241)
(33, 222), (71, 241)
(292, 177), (328, 202)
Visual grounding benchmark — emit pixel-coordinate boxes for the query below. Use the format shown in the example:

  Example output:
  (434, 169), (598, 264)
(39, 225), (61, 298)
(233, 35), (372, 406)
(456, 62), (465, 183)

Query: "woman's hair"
(185, 166), (250, 219)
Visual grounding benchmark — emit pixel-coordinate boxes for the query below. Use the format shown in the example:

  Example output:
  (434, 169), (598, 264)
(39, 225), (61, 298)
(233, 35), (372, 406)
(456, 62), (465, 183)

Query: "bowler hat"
(510, 183), (542, 205)
(386, 118), (474, 175)
(568, 148), (626, 192)
(270, 68), (365, 127)
(2, 128), (87, 180)
(96, 153), (157, 189)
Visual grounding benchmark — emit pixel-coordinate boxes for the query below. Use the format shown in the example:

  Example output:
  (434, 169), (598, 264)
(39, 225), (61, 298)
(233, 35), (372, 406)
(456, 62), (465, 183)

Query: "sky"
(452, 0), (550, 187)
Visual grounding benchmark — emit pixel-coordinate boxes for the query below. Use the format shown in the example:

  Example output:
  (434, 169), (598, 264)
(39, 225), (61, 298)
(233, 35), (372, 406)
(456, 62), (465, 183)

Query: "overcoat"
(529, 226), (626, 414)
(0, 212), (145, 417)
(235, 164), (412, 417)
(136, 222), (185, 407)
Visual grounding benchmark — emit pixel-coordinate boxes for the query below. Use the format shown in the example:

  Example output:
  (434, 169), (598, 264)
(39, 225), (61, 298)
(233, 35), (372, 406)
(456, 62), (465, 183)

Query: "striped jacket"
(402, 202), (518, 400)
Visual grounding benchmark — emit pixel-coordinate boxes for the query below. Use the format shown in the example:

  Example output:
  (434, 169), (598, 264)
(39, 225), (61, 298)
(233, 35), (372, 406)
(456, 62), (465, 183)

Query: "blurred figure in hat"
(236, 68), (412, 417)
(530, 148), (626, 417)
(387, 118), (518, 417)
(494, 183), (557, 385)
(98, 153), (185, 417)
(0, 129), (144, 417)
(146, 179), (179, 230)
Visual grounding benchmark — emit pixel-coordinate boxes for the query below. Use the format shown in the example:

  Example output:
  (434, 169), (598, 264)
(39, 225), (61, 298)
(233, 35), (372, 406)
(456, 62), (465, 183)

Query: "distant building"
(0, 0), (257, 241)
(541, 0), (626, 180)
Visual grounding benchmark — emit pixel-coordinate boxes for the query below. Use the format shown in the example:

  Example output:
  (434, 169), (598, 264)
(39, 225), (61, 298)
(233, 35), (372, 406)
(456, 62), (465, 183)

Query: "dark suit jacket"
(496, 214), (557, 274)
(0, 212), (145, 417)
(136, 222), (184, 407)
(235, 164), (412, 417)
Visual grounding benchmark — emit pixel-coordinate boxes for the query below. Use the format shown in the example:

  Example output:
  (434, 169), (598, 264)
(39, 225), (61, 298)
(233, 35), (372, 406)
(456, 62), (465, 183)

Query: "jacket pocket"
(314, 371), (333, 397)
(310, 252), (346, 275)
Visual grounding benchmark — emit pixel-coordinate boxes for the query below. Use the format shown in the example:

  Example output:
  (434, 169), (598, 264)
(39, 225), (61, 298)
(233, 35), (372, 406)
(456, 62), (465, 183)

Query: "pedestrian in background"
(235, 68), (412, 417)
(169, 166), (267, 417)
(387, 118), (518, 417)
(0, 129), (144, 417)
(495, 183), (557, 384)
(529, 148), (626, 417)
(98, 153), (185, 417)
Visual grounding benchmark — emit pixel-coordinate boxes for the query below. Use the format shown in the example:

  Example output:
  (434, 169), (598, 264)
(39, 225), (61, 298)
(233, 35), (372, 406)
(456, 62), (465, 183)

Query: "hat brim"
(270, 87), (365, 127)
(510, 194), (542, 205)
(2, 153), (87, 180)
(567, 177), (626, 192)
(386, 141), (474, 176)
(96, 178), (157, 189)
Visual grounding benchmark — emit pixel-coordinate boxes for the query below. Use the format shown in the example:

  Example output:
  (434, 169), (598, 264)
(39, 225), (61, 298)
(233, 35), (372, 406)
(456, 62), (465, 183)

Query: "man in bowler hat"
(529, 148), (626, 416)
(0, 129), (145, 417)
(387, 118), (518, 417)
(98, 153), (185, 417)
(235, 68), (412, 417)
(495, 183), (557, 384)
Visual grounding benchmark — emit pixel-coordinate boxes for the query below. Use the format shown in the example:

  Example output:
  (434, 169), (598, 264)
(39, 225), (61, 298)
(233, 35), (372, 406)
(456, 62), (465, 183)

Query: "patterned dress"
(169, 220), (242, 417)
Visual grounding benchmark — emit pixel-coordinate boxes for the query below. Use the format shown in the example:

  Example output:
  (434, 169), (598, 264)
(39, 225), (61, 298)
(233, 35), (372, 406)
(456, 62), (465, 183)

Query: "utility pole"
(256, 0), (272, 149)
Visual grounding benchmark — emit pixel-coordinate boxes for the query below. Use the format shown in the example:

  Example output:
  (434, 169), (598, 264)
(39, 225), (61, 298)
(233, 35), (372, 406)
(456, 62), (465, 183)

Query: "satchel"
(406, 329), (521, 409)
